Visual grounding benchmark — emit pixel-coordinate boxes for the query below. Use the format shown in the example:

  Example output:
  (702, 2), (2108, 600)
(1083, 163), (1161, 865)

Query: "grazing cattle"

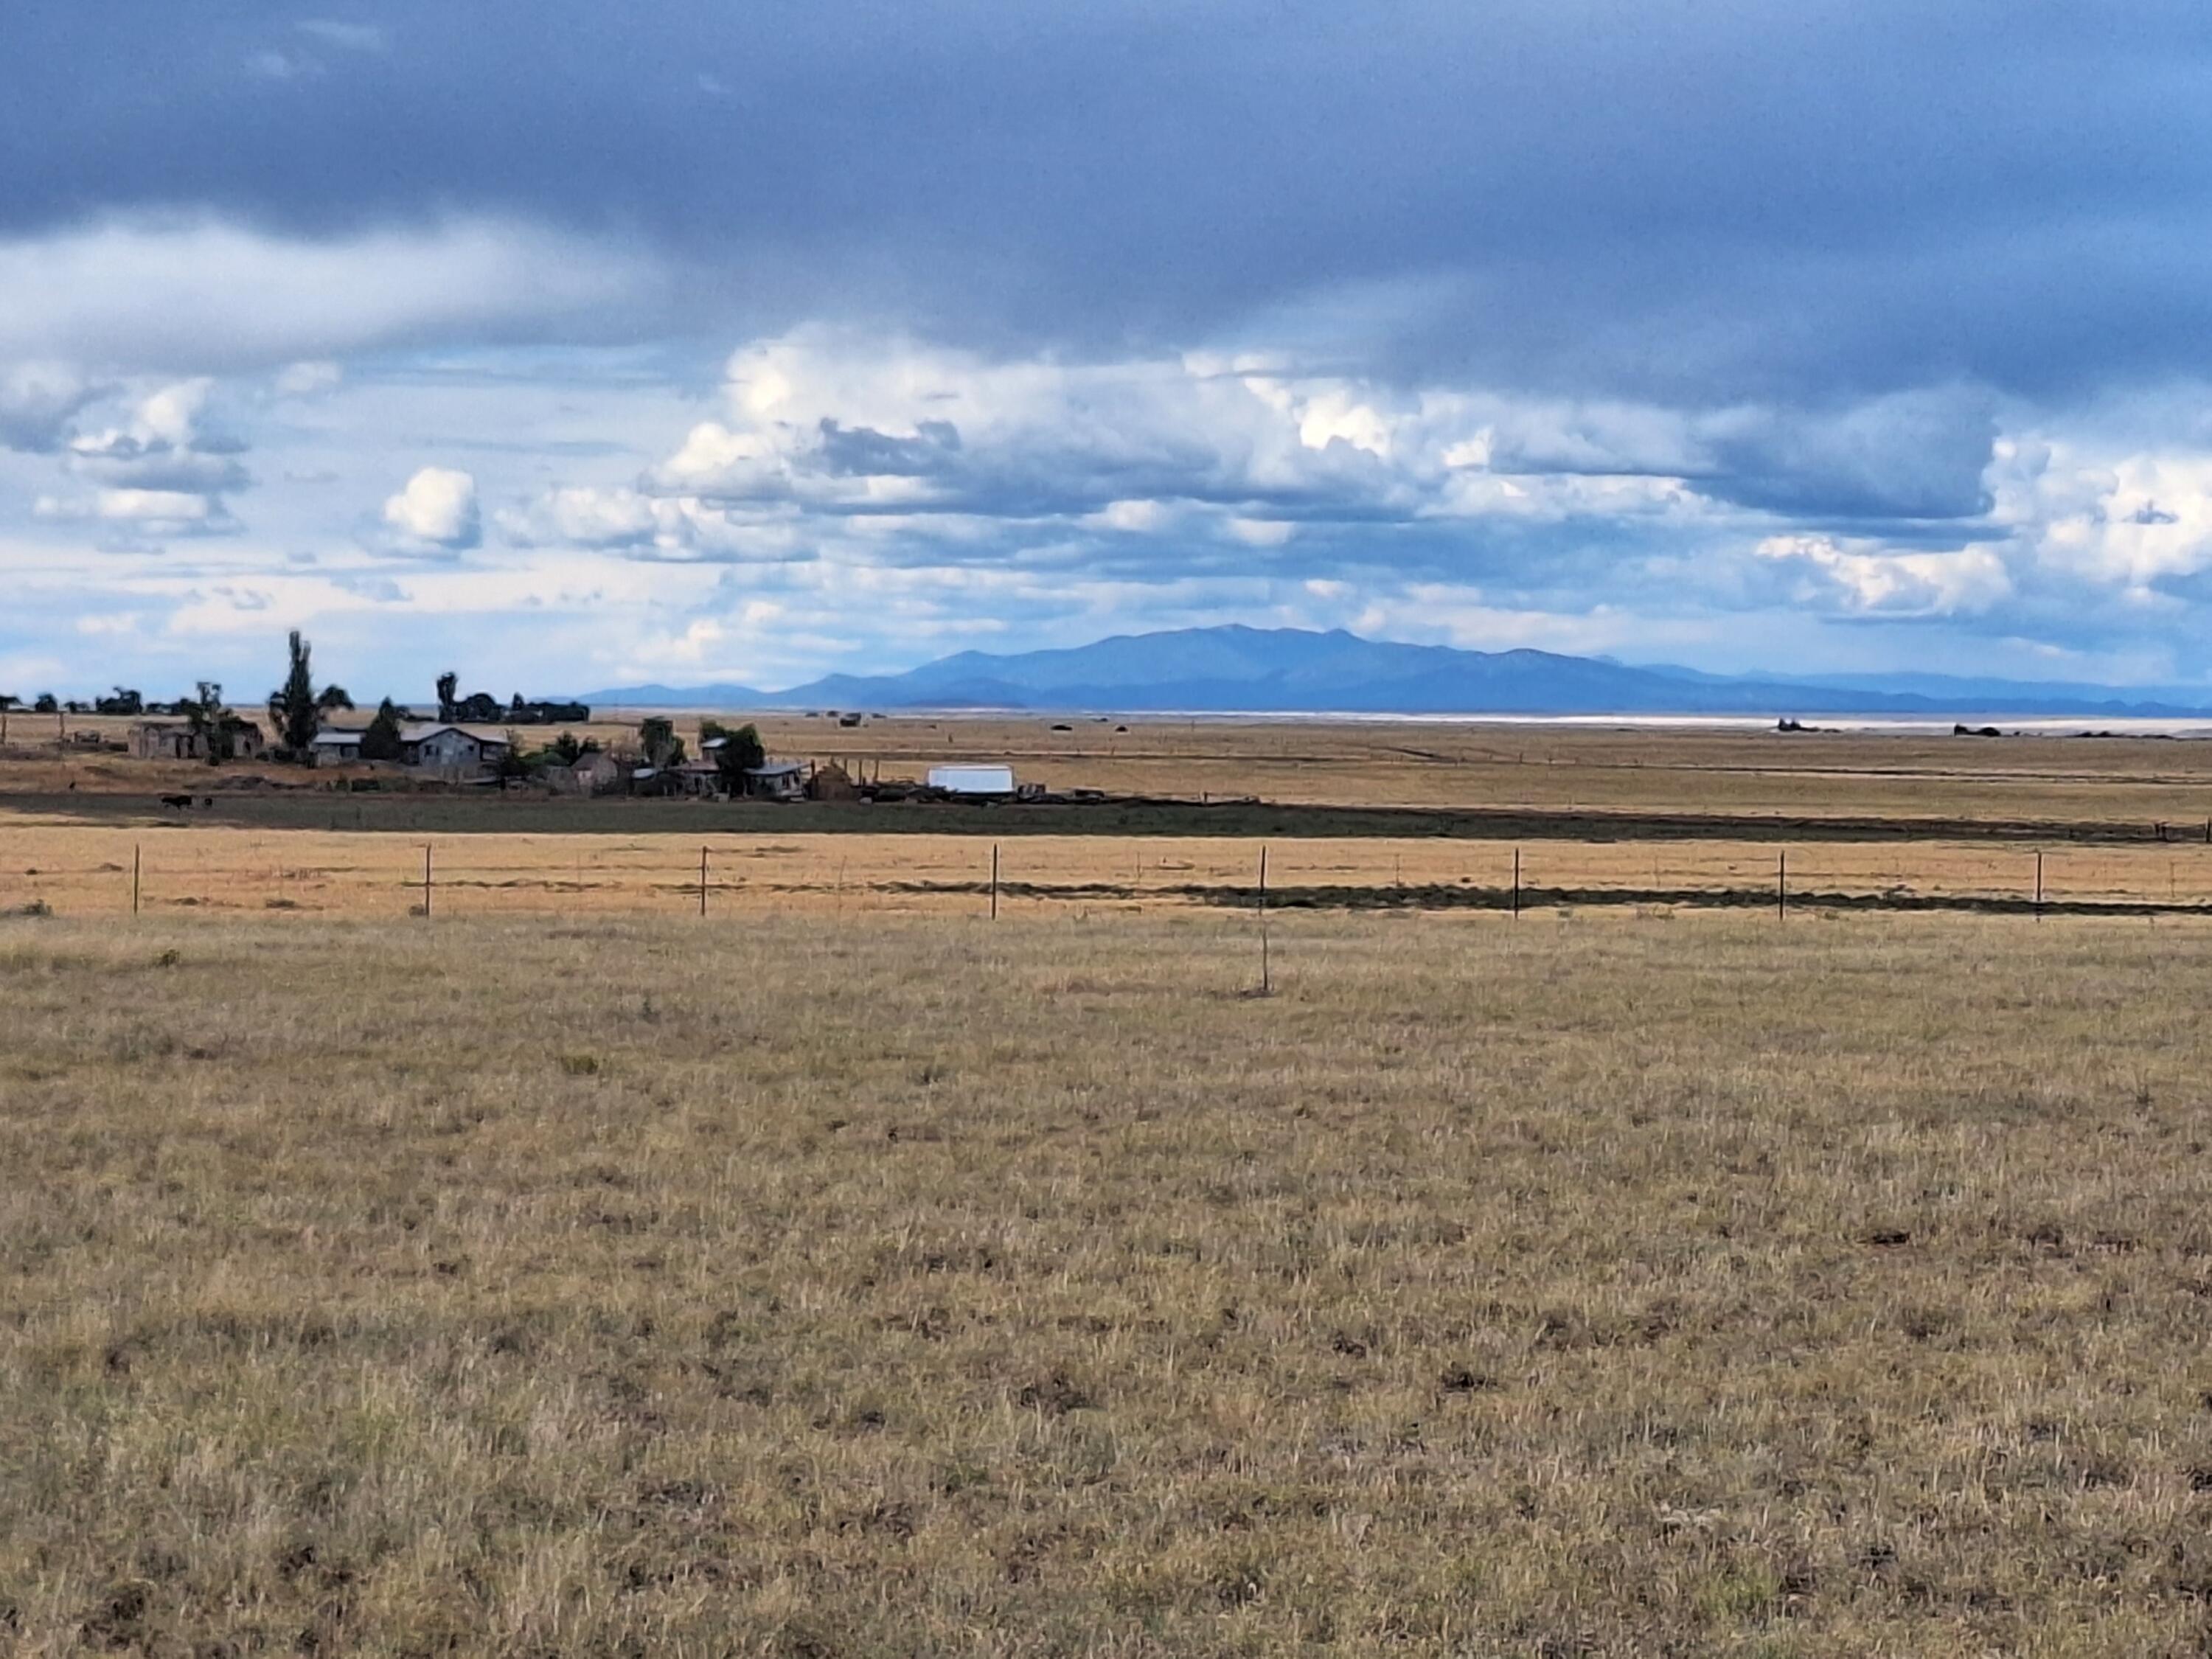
(159, 793), (192, 809)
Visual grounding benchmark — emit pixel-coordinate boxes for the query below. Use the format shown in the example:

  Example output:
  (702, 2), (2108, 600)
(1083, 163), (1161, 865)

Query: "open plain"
(7, 911), (2212, 1655)
(12, 716), (2212, 922)
(8, 720), (2212, 1654)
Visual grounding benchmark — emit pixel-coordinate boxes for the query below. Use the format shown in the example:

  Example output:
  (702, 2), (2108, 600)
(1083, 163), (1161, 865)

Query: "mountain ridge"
(574, 625), (2212, 717)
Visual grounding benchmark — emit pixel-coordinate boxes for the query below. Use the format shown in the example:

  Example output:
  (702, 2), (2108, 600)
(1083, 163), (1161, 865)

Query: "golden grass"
(7, 821), (2212, 920)
(7, 910), (2212, 1653)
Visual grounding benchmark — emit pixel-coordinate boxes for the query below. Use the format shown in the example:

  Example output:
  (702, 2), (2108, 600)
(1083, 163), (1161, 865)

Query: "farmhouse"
(408, 724), (509, 777)
(309, 723), (512, 778)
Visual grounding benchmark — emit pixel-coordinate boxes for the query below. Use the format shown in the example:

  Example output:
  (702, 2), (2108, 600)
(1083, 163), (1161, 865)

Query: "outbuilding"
(310, 728), (365, 765)
(927, 763), (1017, 796)
(741, 760), (807, 801)
(129, 721), (201, 762)
(544, 748), (625, 796)
(130, 718), (267, 763)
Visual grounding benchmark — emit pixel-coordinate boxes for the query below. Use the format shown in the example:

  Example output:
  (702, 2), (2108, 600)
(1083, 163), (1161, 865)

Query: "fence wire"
(7, 830), (2212, 922)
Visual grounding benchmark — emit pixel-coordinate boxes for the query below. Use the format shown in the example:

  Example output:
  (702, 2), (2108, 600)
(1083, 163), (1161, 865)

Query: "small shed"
(742, 760), (806, 801)
(928, 763), (1016, 796)
(546, 748), (623, 796)
(129, 721), (199, 761)
(674, 759), (723, 798)
(310, 728), (365, 765)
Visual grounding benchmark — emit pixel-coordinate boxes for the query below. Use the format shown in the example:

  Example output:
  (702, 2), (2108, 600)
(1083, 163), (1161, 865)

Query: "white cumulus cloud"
(383, 467), (481, 549)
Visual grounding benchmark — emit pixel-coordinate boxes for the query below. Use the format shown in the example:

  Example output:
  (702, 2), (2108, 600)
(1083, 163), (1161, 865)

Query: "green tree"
(495, 730), (534, 782)
(435, 671), (459, 723)
(710, 721), (765, 792)
(270, 630), (320, 758)
(316, 684), (354, 713)
(32, 693), (56, 714)
(360, 698), (406, 762)
(638, 716), (685, 768)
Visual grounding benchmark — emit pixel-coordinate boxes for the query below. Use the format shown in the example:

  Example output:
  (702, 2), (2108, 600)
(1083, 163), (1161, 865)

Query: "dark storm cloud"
(10, 1), (2212, 401)
(1694, 390), (2001, 522)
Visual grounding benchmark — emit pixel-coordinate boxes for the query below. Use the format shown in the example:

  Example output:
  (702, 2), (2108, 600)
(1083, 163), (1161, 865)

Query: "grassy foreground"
(5, 911), (2212, 1655)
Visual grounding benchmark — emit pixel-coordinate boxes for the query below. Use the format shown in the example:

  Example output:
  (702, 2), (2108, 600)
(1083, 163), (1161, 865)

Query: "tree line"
(1, 634), (600, 767)
(0, 636), (782, 789)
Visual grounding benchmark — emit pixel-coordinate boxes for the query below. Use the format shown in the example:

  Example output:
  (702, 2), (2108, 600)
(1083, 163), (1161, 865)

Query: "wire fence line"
(10, 830), (2212, 922)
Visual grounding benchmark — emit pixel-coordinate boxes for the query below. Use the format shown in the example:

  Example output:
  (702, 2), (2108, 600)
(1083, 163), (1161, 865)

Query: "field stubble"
(6, 911), (2212, 1653)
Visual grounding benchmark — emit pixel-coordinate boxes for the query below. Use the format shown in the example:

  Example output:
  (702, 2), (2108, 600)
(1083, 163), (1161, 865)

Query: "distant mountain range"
(575, 626), (2212, 718)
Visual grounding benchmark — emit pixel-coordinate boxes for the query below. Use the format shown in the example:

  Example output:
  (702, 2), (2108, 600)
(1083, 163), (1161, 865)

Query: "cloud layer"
(5, 2), (2212, 697)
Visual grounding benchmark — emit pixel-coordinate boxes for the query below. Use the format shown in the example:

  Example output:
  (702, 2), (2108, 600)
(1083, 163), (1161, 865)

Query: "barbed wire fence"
(9, 831), (2212, 924)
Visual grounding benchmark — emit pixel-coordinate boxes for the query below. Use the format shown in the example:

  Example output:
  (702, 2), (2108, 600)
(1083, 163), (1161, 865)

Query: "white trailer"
(927, 764), (1017, 796)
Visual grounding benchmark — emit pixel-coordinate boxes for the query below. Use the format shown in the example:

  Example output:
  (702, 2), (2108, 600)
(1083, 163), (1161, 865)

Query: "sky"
(8, 1), (2212, 702)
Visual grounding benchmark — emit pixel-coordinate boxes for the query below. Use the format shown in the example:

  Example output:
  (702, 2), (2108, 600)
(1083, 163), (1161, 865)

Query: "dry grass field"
(6, 818), (2212, 921)
(10, 719), (2212, 1654)
(7, 909), (2212, 1655)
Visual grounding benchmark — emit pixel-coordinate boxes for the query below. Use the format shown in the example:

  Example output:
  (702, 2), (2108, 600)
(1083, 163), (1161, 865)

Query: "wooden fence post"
(132, 844), (141, 916)
(2035, 850), (2044, 921)
(422, 844), (432, 919)
(990, 844), (999, 919)
(1777, 851), (1787, 920)
(1259, 844), (1271, 995)
(700, 845), (709, 917)
(1512, 847), (1520, 917)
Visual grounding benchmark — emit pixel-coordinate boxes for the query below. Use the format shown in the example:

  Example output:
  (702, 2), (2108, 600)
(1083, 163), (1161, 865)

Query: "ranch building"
(128, 718), (268, 763)
(543, 749), (625, 796)
(741, 760), (807, 800)
(309, 723), (511, 779)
